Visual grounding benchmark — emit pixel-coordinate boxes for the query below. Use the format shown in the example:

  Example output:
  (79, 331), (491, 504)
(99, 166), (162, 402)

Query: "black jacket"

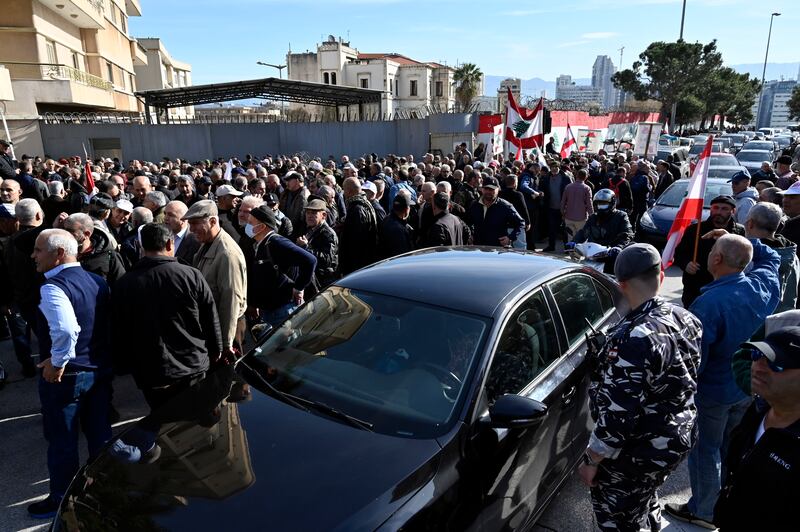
(304, 221), (338, 286)
(78, 229), (126, 285)
(418, 201), (466, 244)
(573, 209), (634, 248)
(607, 176), (634, 211)
(499, 187), (530, 225)
(714, 400), (800, 531)
(423, 211), (464, 247)
(247, 232), (317, 311)
(466, 197), (525, 246)
(112, 256), (222, 388)
(379, 212), (415, 259)
(2, 225), (45, 309)
(339, 194), (378, 274)
(674, 217), (745, 307)
(0, 153), (15, 180)
(218, 208), (241, 244)
(175, 231), (201, 265)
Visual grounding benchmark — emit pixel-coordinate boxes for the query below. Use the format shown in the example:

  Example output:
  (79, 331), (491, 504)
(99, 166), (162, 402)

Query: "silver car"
(736, 149), (774, 174)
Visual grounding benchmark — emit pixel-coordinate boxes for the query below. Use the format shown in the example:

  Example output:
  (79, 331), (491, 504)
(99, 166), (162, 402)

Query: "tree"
(789, 86), (800, 121)
(453, 63), (483, 112)
(700, 67), (760, 127)
(612, 40), (723, 121)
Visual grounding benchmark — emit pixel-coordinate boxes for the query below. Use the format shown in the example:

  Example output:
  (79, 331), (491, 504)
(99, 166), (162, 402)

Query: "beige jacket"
(193, 229), (247, 348)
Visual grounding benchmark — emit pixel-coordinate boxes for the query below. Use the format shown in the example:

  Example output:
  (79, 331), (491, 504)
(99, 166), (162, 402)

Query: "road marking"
(0, 413), (41, 424)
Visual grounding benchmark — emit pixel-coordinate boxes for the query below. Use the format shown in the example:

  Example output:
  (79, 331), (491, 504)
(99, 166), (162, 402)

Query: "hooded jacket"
(78, 228), (126, 285)
(733, 187), (759, 224)
(761, 234), (799, 313)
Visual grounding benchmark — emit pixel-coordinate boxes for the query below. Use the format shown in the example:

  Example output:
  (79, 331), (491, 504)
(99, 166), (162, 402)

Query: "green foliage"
(453, 63), (483, 112)
(789, 86), (800, 121)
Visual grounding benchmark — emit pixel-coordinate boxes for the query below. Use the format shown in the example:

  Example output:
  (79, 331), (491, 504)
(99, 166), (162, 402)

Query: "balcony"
(3, 62), (115, 109)
(38, 0), (106, 29)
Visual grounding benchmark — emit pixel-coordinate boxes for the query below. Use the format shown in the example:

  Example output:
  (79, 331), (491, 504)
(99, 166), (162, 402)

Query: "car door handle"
(561, 386), (576, 403)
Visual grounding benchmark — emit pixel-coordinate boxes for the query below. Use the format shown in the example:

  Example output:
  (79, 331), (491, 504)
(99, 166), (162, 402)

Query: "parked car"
(758, 127), (779, 139)
(50, 248), (627, 532)
(742, 140), (778, 155)
(720, 134), (746, 152)
(637, 177), (734, 248)
(773, 136), (792, 153)
(736, 149), (775, 174)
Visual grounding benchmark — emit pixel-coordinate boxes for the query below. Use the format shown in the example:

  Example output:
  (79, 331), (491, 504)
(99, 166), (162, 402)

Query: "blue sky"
(130, 0), (799, 89)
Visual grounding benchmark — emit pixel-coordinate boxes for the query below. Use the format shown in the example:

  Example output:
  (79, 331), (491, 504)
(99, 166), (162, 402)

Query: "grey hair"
(16, 198), (43, 225)
(146, 191), (168, 208)
(131, 206), (153, 227)
(210, 168), (223, 179)
(436, 181), (452, 194)
(760, 187), (783, 206)
(318, 185), (334, 199)
(40, 228), (78, 257)
(177, 175), (194, 186)
(48, 181), (64, 195)
(747, 202), (783, 234)
(714, 234), (753, 271)
(240, 195), (265, 209)
(64, 212), (94, 235)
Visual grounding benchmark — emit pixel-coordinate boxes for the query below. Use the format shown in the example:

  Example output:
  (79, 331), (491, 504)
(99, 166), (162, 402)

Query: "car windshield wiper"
(238, 359), (311, 414)
(292, 396), (374, 432)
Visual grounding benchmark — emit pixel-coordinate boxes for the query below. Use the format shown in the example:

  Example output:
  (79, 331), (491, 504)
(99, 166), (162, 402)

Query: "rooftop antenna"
(618, 45), (625, 67)
(347, 29), (350, 42)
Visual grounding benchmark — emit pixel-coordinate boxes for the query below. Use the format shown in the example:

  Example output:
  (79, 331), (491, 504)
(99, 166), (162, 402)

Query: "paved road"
(0, 266), (709, 531)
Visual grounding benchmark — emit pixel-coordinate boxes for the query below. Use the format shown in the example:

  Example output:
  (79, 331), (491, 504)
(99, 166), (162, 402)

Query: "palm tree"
(453, 63), (483, 112)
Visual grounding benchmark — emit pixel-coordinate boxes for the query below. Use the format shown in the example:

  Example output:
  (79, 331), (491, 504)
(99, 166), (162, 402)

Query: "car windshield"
(744, 142), (774, 151)
(737, 151), (771, 162)
(725, 135), (746, 144)
(709, 154), (737, 166)
(243, 286), (490, 438)
(657, 181), (733, 208)
(774, 137), (791, 147)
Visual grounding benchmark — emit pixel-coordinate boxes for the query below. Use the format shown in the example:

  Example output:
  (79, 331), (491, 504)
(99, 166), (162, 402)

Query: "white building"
(755, 79), (798, 129)
(286, 36), (459, 117)
(592, 55), (618, 110)
(134, 37), (193, 118)
(496, 78), (521, 113)
(555, 75), (604, 107)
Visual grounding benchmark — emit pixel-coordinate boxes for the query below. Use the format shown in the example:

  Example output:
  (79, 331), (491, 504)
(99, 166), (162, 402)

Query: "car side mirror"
(488, 394), (548, 429)
(250, 323), (273, 344)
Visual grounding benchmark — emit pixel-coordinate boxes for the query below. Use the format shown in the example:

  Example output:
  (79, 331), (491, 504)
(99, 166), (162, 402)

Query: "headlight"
(640, 211), (657, 231)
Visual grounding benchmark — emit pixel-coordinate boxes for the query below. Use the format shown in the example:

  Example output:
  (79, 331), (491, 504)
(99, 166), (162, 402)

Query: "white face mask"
(244, 223), (258, 239)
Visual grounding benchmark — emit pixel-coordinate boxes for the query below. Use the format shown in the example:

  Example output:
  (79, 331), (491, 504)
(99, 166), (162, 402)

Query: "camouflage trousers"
(590, 452), (683, 532)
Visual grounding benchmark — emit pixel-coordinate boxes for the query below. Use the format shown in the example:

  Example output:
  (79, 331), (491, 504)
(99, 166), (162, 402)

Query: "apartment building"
(134, 37), (193, 119)
(0, 0), (145, 154)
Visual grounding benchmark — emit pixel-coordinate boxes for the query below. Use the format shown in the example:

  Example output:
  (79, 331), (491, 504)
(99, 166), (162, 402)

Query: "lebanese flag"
(661, 135), (714, 269)
(505, 88), (544, 156)
(560, 124), (578, 159)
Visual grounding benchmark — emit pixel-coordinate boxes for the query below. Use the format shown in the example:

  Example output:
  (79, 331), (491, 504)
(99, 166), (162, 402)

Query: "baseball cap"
(362, 181), (377, 195)
(482, 176), (500, 189)
(284, 171), (303, 182)
(305, 199), (328, 211)
(264, 192), (279, 205)
(215, 184), (243, 197)
(614, 243), (662, 282)
(710, 195), (737, 208)
(727, 170), (750, 183)
(778, 182), (800, 196)
(115, 199), (134, 213)
(392, 194), (413, 209)
(743, 326), (800, 371)
(0, 139), (11, 147)
(182, 199), (218, 220)
(249, 205), (278, 230)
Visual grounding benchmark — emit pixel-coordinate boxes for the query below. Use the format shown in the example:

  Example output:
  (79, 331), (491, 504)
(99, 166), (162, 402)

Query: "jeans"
(39, 370), (112, 498)
(8, 304), (36, 370)
(687, 394), (751, 521)
(261, 303), (297, 328)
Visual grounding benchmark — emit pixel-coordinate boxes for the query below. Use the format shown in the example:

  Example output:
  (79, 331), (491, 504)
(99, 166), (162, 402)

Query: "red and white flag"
(560, 123), (578, 159)
(661, 135), (714, 269)
(505, 88), (544, 160)
(664, 118), (670, 136)
(82, 143), (95, 193)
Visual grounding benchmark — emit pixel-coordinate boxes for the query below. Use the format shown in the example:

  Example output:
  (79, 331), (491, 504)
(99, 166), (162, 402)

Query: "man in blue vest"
(27, 228), (112, 519)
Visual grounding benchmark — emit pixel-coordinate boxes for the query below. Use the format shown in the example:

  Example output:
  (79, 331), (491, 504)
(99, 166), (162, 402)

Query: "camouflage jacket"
(588, 297), (703, 461)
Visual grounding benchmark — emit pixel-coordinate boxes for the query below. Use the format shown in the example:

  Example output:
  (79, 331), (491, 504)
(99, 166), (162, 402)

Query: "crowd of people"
(1, 131), (800, 529)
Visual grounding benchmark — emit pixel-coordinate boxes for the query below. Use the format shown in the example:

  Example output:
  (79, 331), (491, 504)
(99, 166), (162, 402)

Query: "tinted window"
(737, 151), (771, 162)
(485, 290), (559, 403)
(550, 275), (605, 346)
(594, 280), (615, 314)
(657, 180), (733, 208)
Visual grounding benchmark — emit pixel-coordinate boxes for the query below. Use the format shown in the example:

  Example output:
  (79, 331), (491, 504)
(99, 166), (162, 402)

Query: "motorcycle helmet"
(593, 188), (617, 214)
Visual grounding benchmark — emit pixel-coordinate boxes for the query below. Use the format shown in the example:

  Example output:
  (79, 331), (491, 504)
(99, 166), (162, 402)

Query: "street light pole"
(670, 0), (687, 131)
(256, 61), (288, 118)
(755, 12), (781, 129)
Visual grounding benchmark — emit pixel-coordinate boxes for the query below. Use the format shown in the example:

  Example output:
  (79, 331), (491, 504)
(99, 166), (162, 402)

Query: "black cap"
(0, 139), (12, 147)
(710, 195), (736, 208)
(90, 193), (115, 210)
(743, 326), (800, 370)
(264, 192), (279, 205)
(482, 176), (500, 189)
(199, 176), (212, 185)
(249, 205), (279, 230)
(614, 243), (662, 282)
(392, 194), (413, 209)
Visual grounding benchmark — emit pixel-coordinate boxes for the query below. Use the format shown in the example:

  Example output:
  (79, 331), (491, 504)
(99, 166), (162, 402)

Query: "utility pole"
(755, 12), (781, 129)
(671, 0), (687, 130)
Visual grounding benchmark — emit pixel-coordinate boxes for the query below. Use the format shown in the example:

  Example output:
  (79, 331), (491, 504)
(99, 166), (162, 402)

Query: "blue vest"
(38, 266), (111, 370)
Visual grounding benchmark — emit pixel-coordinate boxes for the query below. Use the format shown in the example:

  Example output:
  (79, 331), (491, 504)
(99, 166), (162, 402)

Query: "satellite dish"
(328, 35), (336, 42)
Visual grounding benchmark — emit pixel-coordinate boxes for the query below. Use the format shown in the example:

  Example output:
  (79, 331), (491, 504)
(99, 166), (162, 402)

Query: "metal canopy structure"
(135, 77), (384, 124)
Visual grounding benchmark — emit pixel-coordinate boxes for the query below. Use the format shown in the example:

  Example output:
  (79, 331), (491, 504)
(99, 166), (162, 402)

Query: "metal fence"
(2, 62), (112, 91)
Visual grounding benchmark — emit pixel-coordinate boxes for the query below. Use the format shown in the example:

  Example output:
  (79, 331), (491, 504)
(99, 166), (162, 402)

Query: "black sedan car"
(637, 177), (733, 248)
(52, 248), (626, 532)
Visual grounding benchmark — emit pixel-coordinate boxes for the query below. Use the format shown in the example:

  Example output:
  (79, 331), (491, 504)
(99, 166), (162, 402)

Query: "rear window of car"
(657, 180), (733, 208)
(737, 151), (771, 162)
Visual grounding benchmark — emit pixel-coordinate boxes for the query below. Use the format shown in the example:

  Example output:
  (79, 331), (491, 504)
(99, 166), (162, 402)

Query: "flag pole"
(691, 215), (703, 264)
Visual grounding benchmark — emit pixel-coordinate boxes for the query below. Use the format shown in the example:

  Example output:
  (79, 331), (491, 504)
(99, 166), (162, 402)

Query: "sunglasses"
(750, 348), (784, 373)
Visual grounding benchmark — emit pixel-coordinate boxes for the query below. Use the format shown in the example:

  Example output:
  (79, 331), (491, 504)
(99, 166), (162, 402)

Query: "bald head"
(132, 175), (152, 202)
(709, 234), (753, 278)
(342, 176), (361, 199)
(164, 200), (188, 234)
(0, 178), (21, 204)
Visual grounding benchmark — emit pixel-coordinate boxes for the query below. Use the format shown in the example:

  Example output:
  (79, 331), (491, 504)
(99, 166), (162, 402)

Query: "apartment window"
(45, 40), (57, 64)
(128, 73), (134, 92)
(72, 52), (81, 70)
(395, 79), (398, 96)
(360, 78), (369, 89)
(330, 72), (337, 85)
(121, 14), (127, 34)
(106, 62), (114, 85)
(410, 79), (418, 96)
(323, 72), (329, 84)
(435, 81), (443, 97)
(110, 4), (118, 24)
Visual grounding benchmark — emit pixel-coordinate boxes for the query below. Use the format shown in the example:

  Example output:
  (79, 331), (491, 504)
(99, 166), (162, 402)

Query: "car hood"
(54, 366), (441, 531)
(648, 203), (710, 235)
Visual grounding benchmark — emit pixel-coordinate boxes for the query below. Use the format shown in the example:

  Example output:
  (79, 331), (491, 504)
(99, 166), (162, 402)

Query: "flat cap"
(614, 243), (662, 282)
(182, 199), (218, 220)
(90, 193), (115, 210)
(710, 195), (736, 208)
(115, 199), (134, 213)
(305, 198), (328, 211)
(249, 205), (278, 229)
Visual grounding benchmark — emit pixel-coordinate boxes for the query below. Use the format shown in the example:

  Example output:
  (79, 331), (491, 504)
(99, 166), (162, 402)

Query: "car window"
(657, 181), (733, 207)
(737, 151), (771, 162)
(549, 275), (605, 347)
(485, 290), (559, 404)
(594, 280), (615, 315)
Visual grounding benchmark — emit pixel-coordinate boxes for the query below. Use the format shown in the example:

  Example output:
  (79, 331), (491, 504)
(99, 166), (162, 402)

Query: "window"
(45, 40), (57, 64)
(120, 14), (127, 34)
(549, 275), (606, 346)
(485, 291), (559, 403)
(360, 78), (369, 89)
(106, 62), (114, 84)
(110, 4), (117, 24)
(395, 78), (398, 96)
(72, 52), (81, 70)
(323, 72), (329, 84)
(436, 81), (443, 97)
(330, 72), (337, 85)
(410, 79), (418, 96)
(128, 73), (134, 92)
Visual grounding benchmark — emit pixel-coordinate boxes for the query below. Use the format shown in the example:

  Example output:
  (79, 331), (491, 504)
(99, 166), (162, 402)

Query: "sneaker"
(27, 495), (62, 519)
(663, 502), (717, 530)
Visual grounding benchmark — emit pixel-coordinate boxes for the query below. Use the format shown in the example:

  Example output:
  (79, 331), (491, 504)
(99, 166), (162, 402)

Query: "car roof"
(337, 247), (578, 317)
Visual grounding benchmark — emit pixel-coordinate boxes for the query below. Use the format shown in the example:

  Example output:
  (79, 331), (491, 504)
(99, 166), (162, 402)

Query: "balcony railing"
(2, 62), (113, 91)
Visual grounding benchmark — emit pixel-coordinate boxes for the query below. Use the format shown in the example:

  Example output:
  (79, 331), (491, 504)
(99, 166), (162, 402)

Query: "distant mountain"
(483, 62), (800, 99)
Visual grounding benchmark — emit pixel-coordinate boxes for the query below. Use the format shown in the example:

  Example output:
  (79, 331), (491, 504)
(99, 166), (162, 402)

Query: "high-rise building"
(134, 38), (193, 119)
(555, 74), (604, 106)
(592, 55), (618, 110)
(0, 0), (145, 154)
(755, 79), (798, 129)
(497, 78), (521, 113)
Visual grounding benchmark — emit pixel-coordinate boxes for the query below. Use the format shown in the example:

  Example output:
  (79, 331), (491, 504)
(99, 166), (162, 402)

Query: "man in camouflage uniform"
(578, 244), (703, 532)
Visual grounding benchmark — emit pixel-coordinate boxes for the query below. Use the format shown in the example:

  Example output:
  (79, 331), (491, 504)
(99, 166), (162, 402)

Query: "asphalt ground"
(0, 265), (710, 532)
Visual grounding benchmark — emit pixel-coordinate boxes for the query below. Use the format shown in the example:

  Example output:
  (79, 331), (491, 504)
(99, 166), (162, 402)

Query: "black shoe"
(663, 502), (717, 530)
(28, 495), (62, 519)
(22, 363), (37, 378)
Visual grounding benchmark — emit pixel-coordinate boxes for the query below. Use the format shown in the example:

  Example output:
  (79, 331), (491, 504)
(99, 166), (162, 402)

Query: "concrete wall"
(38, 114), (478, 161)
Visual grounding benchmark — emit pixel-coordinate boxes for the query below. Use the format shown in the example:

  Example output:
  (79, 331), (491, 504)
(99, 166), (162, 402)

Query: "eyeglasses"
(750, 348), (784, 373)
